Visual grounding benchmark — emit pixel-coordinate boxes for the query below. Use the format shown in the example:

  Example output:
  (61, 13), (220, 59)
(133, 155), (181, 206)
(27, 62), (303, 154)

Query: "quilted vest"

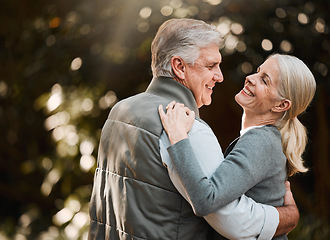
(88, 77), (209, 239)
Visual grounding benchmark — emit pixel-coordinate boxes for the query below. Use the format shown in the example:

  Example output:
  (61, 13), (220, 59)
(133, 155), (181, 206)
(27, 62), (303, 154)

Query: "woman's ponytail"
(271, 54), (316, 176)
(278, 117), (308, 176)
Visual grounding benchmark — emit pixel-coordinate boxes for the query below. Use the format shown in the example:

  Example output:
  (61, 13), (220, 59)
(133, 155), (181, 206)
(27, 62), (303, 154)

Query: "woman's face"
(235, 57), (282, 116)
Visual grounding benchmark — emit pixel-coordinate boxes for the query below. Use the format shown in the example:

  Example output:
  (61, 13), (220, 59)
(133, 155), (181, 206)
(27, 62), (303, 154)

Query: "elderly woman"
(158, 54), (316, 240)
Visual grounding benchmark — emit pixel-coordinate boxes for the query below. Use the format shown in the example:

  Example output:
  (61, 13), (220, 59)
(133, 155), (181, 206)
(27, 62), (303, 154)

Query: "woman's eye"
(262, 78), (267, 84)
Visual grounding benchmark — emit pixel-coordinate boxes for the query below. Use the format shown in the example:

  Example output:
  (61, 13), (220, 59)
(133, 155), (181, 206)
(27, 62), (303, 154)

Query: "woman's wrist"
(167, 130), (188, 145)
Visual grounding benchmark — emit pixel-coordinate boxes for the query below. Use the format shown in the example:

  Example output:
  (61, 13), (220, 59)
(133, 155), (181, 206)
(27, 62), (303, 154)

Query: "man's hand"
(274, 181), (299, 236)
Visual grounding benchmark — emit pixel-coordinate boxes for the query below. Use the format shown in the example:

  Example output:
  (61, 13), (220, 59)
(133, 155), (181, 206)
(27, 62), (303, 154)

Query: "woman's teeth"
(243, 87), (254, 96)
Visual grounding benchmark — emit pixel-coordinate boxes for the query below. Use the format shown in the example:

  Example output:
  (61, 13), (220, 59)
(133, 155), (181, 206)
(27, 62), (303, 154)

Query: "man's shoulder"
(190, 117), (212, 134)
(195, 117), (211, 128)
(109, 92), (169, 137)
(116, 91), (168, 108)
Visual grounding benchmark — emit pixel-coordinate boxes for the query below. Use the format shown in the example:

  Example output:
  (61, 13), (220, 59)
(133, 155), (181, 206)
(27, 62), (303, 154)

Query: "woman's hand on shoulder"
(158, 101), (195, 145)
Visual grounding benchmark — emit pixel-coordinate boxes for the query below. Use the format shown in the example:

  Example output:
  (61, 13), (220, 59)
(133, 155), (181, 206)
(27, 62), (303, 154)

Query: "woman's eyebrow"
(258, 66), (272, 82)
(264, 72), (272, 82)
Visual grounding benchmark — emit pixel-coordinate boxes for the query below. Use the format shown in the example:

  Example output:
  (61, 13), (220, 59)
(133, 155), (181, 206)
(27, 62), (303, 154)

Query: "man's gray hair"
(151, 18), (222, 78)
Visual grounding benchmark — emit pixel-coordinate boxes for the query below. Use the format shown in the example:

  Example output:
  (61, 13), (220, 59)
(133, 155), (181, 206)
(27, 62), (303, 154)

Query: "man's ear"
(272, 99), (292, 113)
(171, 56), (185, 80)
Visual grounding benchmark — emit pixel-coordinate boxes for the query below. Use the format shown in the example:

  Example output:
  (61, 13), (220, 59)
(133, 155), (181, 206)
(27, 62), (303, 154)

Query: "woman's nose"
(246, 75), (255, 85)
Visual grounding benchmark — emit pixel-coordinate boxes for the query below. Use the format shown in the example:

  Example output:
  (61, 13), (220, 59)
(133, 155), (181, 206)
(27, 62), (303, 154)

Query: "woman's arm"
(159, 103), (297, 237)
(159, 103), (275, 215)
(160, 128), (279, 240)
(167, 128), (278, 216)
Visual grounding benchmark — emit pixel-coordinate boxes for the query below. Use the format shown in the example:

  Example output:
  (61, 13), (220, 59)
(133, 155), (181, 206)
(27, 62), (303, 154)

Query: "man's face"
(183, 44), (223, 108)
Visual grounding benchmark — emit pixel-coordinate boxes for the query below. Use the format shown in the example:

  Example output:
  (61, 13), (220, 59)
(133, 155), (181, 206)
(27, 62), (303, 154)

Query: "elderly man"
(88, 18), (299, 240)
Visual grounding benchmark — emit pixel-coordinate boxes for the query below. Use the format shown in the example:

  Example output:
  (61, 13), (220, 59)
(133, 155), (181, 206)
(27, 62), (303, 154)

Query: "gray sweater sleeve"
(167, 126), (281, 216)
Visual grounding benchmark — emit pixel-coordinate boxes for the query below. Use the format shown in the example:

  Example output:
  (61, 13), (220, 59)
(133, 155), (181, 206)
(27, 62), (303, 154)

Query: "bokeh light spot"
(236, 41), (246, 52)
(44, 111), (70, 131)
(170, 0), (183, 9)
(47, 84), (62, 112)
(80, 140), (94, 155)
(161, 6), (173, 16)
(261, 39), (273, 51)
(99, 91), (117, 109)
(53, 208), (74, 226)
(314, 62), (328, 76)
(231, 23), (244, 35)
(188, 6), (199, 16)
(174, 8), (189, 18)
(137, 22), (150, 33)
(49, 17), (61, 28)
(315, 18), (325, 33)
(72, 212), (89, 229)
(275, 8), (286, 18)
(241, 62), (253, 74)
(280, 40), (293, 53)
(139, 7), (152, 19)
(41, 169), (61, 196)
(225, 35), (238, 50)
(42, 158), (53, 171)
(298, 13), (309, 24)
(81, 98), (93, 112)
(205, 0), (222, 5)
(273, 21), (284, 32)
(217, 21), (230, 36)
(0, 81), (8, 97)
(80, 155), (96, 172)
(70, 57), (82, 71)
(79, 24), (91, 35)
(46, 35), (56, 46)
(304, 2), (315, 14)
(64, 224), (79, 239)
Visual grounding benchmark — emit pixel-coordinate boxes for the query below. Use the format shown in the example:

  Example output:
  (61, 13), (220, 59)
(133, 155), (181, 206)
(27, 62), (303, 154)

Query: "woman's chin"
(234, 93), (243, 104)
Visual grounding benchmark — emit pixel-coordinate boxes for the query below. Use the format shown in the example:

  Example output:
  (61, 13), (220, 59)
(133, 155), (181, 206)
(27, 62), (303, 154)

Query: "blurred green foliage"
(0, 0), (329, 239)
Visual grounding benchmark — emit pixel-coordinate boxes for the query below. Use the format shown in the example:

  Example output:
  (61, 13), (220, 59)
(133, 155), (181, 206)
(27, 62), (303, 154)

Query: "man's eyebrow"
(209, 60), (221, 66)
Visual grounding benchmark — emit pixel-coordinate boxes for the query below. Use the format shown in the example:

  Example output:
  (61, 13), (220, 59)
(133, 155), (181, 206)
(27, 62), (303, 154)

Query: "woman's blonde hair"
(271, 54), (316, 176)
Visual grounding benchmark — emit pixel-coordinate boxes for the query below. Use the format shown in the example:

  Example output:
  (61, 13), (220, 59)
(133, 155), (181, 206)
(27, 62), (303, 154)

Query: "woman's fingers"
(184, 107), (195, 119)
(158, 104), (164, 117)
(158, 105), (167, 123)
(158, 102), (195, 145)
(166, 100), (176, 110)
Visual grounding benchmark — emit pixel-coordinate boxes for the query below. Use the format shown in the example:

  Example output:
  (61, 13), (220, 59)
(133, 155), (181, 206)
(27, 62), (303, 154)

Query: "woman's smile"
(242, 86), (254, 97)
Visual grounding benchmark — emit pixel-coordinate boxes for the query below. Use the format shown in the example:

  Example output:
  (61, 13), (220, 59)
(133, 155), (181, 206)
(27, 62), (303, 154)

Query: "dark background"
(0, 0), (329, 239)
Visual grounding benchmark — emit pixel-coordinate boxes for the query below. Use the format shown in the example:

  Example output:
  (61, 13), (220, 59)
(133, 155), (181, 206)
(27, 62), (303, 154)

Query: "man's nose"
(213, 69), (224, 82)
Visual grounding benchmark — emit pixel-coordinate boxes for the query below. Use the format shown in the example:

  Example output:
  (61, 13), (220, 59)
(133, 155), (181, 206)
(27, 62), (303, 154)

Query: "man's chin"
(202, 100), (212, 107)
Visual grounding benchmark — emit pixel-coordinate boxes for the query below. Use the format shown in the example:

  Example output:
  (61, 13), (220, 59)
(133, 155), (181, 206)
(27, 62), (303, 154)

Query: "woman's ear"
(171, 56), (185, 80)
(272, 99), (292, 113)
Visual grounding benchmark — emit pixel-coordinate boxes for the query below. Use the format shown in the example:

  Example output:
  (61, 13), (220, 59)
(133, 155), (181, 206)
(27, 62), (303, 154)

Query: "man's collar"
(146, 76), (199, 117)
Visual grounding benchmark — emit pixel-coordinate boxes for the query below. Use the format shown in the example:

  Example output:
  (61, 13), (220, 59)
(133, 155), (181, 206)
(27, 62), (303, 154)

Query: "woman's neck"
(241, 112), (278, 130)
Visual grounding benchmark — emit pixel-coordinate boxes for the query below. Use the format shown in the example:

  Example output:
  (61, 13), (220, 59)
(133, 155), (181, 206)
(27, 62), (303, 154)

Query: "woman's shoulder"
(238, 125), (282, 152)
(237, 126), (286, 168)
(243, 125), (280, 140)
